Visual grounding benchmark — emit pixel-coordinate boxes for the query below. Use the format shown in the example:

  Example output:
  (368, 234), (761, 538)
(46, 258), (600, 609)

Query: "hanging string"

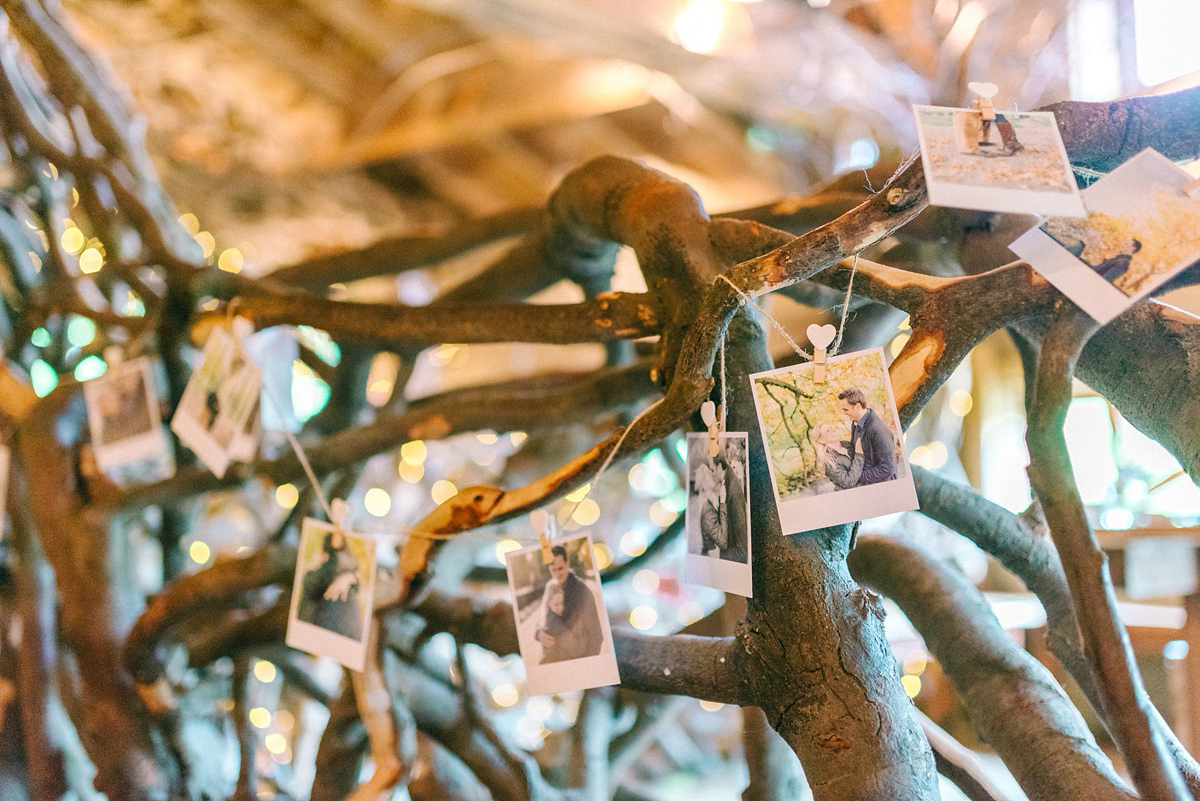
(830, 254), (859, 357)
(717, 274), (812, 361)
(564, 396), (666, 524)
(718, 336), (727, 430)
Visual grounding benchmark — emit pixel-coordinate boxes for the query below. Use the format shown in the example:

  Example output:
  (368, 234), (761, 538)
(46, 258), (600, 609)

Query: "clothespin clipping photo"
(807, 323), (836, 384)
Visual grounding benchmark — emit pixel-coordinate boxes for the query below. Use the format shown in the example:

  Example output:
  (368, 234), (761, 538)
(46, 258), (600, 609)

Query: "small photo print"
(684, 432), (752, 597)
(505, 532), (619, 696)
(286, 517), (377, 672)
(750, 347), (918, 535)
(84, 357), (168, 472)
(170, 327), (263, 478)
(913, 105), (1085, 217)
(1010, 148), (1200, 325)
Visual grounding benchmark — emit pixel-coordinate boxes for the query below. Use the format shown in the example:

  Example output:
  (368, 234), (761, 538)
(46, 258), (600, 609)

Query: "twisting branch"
(1027, 303), (1189, 801)
(849, 535), (1135, 801)
(911, 465), (1200, 795)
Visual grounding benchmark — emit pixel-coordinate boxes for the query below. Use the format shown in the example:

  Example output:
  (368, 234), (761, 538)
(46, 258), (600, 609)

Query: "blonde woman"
(811, 423), (863, 490)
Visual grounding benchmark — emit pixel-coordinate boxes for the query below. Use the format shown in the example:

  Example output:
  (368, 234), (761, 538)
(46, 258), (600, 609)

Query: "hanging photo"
(84, 356), (168, 472)
(1009, 148), (1200, 325)
(505, 532), (619, 696)
(750, 348), (918, 535)
(171, 327), (263, 478)
(913, 105), (1086, 217)
(286, 517), (377, 672)
(226, 395), (262, 464)
(684, 431), (752, 597)
(0, 442), (10, 527)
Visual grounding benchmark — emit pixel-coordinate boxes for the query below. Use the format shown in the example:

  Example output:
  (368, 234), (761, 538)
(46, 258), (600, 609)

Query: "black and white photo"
(84, 357), (168, 472)
(914, 105), (1085, 217)
(506, 532), (619, 696)
(750, 348), (918, 534)
(171, 326), (263, 478)
(286, 517), (377, 671)
(684, 431), (751, 596)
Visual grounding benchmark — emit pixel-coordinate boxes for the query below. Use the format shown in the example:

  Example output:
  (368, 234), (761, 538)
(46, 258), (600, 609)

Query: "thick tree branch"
(1027, 303), (1188, 801)
(849, 535), (1135, 801)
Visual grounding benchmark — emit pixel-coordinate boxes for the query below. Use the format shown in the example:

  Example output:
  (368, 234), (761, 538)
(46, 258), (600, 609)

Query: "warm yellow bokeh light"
(195, 231), (216, 259)
(495, 539), (522, 565)
(620, 531), (647, 557)
(264, 733), (288, 754)
(398, 461), (424, 483)
(926, 441), (949, 469)
(629, 605), (658, 630)
(572, 498), (600, 526)
(248, 707), (271, 729)
(275, 483), (299, 509)
(699, 700), (724, 712)
(364, 487), (392, 517)
(902, 650), (928, 677)
(401, 440), (427, 465)
(78, 247), (103, 274)
(632, 569), (660, 595)
(61, 227), (85, 254)
(565, 483), (591, 503)
(476, 431), (498, 444)
(949, 389), (974, 417)
(491, 684), (519, 707)
(594, 542), (613, 570)
(178, 213), (200, 235)
(254, 661), (277, 683)
(189, 541), (211, 565)
(217, 248), (244, 273)
(901, 674), (922, 698)
(431, 479), (458, 505)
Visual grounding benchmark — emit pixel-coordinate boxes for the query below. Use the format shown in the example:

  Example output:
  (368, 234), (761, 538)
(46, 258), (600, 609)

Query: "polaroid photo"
(84, 357), (168, 472)
(505, 532), (620, 696)
(286, 517), (377, 672)
(227, 395), (262, 464)
(0, 442), (10, 524)
(684, 432), (752, 597)
(171, 327), (263, 478)
(913, 105), (1085, 217)
(750, 347), (918, 535)
(1009, 148), (1200, 325)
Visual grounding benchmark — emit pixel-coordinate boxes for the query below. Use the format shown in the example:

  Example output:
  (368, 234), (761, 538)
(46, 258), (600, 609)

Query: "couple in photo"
(811, 387), (897, 491)
(297, 528), (364, 640)
(693, 439), (748, 563)
(534, 546), (603, 664)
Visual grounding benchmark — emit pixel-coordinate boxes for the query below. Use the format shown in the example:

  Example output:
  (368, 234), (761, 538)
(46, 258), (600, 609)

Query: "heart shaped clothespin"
(532, 508), (553, 564)
(700, 399), (721, 458)
(807, 323), (836, 383)
(968, 81), (998, 121)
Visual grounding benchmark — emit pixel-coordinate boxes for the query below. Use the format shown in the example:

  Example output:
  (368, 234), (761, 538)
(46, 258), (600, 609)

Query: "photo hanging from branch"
(1009, 147), (1200, 324)
(750, 348), (918, 534)
(913, 105), (1086, 217)
(170, 326), (263, 478)
(286, 517), (377, 672)
(684, 431), (752, 597)
(506, 532), (620, 696)
(83, 356), (169, 472)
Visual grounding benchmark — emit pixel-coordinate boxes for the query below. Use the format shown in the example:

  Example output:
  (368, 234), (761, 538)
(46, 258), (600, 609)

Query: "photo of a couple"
(506, 532), (619, 696)
(286, 518), (376, 671)
(84, 357), (169, 472)
(684, 432), (752, 597)
(750, 348), (918, 535)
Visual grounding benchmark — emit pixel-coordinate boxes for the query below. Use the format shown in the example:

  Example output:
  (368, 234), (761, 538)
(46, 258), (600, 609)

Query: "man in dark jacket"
(839, 388), (898, 486)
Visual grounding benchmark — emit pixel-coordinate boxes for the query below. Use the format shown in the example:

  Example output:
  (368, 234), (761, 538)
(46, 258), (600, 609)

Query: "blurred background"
(33, 1), (1200, 798)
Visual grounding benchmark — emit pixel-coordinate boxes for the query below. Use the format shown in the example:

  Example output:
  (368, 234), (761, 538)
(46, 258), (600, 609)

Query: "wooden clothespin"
(532, 509), (554, 564)
(806, 324), (836, 384)
(968, 81), (999, 121)
(700, 400), (720, 458)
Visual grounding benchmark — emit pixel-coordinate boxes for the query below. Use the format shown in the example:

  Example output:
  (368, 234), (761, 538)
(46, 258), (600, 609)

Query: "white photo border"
(170, 327), (263, 478)
(749, 347), (918, 535)
(684, 431), (752, 597)
(505, 531), (620, 697)
(1010, 148), (1200, 325)
(285, 518), (377, 673)
(913, 105), (1086, 218)
(84, 356), (168, 472)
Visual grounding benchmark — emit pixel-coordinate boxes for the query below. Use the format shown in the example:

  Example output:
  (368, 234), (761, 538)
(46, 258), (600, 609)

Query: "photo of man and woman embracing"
(750, 348), (918, 534)
(506, 532), (619, 695)
(685, 431), (753, 596)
